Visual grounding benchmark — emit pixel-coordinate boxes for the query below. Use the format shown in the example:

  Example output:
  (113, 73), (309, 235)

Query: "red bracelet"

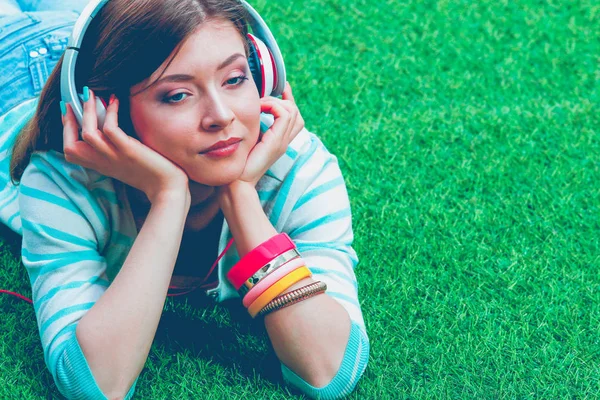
(226, 233), (296, 290)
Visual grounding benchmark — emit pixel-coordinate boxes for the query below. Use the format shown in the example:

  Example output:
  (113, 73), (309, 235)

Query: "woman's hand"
(61, 89), (190, 205)
(237, 82), (305, 186)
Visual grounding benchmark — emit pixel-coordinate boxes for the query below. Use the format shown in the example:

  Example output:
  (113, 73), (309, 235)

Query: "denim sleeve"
(0, 10), (76, 115)
(15, 0), (89, 13)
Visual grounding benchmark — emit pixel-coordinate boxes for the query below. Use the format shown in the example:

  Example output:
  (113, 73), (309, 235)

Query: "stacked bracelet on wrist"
(238, 248), (300, 298)
(227, 233), (317, 318)
(226, 233), (296, 290)
(242, 257), (305, 308)
(258, 280), (327, 317)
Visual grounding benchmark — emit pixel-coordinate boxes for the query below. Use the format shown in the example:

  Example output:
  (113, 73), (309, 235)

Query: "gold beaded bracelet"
(258, 281), (327, 317)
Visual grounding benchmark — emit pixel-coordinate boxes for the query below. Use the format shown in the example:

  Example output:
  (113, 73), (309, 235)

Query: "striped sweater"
(0, 98), (369, 399)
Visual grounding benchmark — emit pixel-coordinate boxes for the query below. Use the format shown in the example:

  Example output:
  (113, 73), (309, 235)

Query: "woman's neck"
(127, 181), (220, 232)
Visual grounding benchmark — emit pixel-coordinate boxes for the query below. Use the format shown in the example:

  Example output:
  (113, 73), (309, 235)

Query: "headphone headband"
(61, 0), (286, 126)
(241, 1), (286, 95)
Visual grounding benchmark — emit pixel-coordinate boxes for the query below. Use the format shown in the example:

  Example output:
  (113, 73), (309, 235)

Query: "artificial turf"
(1, 0), (600, 398)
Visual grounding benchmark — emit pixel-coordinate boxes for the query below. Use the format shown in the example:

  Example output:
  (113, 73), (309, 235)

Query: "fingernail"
(60, 101), (67, 116)
(82, 86), (90, 102)
(109, 94), (115, 105)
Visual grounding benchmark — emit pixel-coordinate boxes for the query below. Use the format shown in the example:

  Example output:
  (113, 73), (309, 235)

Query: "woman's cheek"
(243, 103), (262, 143)
(133, 110), (188, 150)
(129, 104), (154, 143)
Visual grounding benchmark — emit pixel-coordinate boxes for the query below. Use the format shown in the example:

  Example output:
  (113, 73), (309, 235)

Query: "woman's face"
(129, 19), (261, 187)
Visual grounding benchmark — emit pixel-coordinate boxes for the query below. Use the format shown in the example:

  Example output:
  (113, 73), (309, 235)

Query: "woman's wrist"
(219, 180), (276, 256)
(218, 180), (257, 210)
(150, 186), (191, 211)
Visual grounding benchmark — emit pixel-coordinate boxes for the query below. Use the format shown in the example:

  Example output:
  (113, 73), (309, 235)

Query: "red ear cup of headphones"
(247, 33), (277, 98)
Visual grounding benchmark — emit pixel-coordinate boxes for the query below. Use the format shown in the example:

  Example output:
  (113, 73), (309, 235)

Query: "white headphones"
(60, 0), (286, 129)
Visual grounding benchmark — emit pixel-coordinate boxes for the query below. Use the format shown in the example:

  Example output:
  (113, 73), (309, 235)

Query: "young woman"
(0, 0), (369, 398)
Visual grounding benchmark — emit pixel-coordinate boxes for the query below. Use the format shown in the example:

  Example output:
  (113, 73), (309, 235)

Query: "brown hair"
(10, 0), (249, 182)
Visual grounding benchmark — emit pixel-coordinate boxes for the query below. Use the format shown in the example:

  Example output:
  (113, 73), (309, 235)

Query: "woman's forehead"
(131, 19), (246, 94)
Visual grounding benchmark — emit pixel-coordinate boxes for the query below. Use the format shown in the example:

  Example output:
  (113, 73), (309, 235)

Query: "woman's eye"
(226, 75), (249, 86)
(163, 92), (188, 104)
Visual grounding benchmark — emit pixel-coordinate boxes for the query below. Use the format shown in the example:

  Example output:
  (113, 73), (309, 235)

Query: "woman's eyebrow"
(154, 53), (247, 85)
(155, 74), (195, 85)
(217, 53), (245, 70)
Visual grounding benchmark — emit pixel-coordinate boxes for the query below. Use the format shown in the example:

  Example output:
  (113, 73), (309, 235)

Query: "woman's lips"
(200, 138), (242, 158)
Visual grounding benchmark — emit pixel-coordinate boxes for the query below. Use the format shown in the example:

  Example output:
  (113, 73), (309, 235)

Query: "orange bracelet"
(247, 266), (312, 318)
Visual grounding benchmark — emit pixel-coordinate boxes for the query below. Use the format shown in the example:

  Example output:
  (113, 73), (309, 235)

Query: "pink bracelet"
(242, 257), (307, 308)
(227, 233), (295, 290)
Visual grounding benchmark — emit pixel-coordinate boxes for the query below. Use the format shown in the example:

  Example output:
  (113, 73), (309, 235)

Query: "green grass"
(2, 0), (600, 398)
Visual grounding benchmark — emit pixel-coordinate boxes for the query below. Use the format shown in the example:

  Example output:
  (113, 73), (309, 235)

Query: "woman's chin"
(188, 169), (245, 187)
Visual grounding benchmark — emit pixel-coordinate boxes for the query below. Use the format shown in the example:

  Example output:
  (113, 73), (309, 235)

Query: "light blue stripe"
(6, 210), (19, 227)
(25, 250), (105, 283)
(35, 278), (109, 311)
(285, 146), (298, 159)
(290, 208), (351, 237)
(47, 337), (70, 370)
(22, 248), (100, 262)
(32, 156), (108, 232)
(51, 324), (78, 346)
(0, 168), (9, 182)
(0, 185), (19, 209)
(0, 151), (10, 173)
(0, 134), (17, 154)
(40, 302), (95, 339)
(257, 190), (275, 201)
(22, 219), (97, 249)
(296, 241), (353, 252)
(340, 326), (369, 396)
(34, 256), (104, 282)
(309, 266), (358, 290)
(260, 120), (270, 133)
(20, 185), (80, 216)
(328, 291), (360, 308)
(296, 241), (359, 266)
(264, 170), (278, 180)
(45, 324), (78, 364)
(47, 327), (78, 372)
(270, 138), (318, 227)
(293, 177), (345, 211)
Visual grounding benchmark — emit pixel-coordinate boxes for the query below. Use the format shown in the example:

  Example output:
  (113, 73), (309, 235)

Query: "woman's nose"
(200, 94), (235, 132)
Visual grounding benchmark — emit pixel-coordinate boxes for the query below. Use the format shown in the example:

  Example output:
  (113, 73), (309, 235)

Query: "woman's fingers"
(261, 100), (292, 141)
(261, 97), (300, 141)
(66, 141), (105, 169)
(80, 89), (121, 157)
(280, 83), (304, 136)
(61, 102), (78, 152)
(261, 98), (294, 127)
(102, 95), (131, 152)
(81, 87), (98, 137)
(281, 81), (295, 102)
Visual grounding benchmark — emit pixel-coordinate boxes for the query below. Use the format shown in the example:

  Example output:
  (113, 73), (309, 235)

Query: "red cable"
(0, 290), (33, 304)
(167, 237), (235, 297)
